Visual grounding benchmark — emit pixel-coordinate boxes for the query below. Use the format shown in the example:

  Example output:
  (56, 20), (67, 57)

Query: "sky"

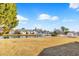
(16, 3), (79, 31)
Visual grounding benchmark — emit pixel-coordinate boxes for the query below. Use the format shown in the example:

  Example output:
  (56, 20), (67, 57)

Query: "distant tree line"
(51, 26), (69, 36)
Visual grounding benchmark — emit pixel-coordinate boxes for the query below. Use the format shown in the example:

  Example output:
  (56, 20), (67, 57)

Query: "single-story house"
(67, 32), (77, 38)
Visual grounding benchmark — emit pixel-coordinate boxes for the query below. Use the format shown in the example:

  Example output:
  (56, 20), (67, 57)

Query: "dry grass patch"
(0, 36), (78, 56)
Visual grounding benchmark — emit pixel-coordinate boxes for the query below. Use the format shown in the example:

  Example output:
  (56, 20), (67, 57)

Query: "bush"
(51, 31), (58, 36)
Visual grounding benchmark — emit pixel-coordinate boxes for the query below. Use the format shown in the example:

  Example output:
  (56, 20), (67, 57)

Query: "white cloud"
(38, 14), (51, 20)
(76, 9), (79, 11)
(69, 3), (79, 12)
(69, 3), (79, 9)
(38, 13), (59, 21)
(51, 16), (59, 21)
(16, 15), (28, 26)
(62, 19), (76, 22)
(17, 15), (28, 21)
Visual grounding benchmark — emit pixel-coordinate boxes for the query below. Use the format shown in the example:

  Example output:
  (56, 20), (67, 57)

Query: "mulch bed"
(38, 42), (79, 56)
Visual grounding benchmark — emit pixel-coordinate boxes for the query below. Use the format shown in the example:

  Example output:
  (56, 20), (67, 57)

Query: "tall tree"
(61, 26), (69, 35)
(0, 3), (18, 34)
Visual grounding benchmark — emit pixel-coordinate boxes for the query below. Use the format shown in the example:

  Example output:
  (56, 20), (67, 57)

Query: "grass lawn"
(0, 36), (79, 56)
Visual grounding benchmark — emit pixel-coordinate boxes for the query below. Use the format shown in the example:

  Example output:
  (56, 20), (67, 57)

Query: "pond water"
(0, 35), (44, 39)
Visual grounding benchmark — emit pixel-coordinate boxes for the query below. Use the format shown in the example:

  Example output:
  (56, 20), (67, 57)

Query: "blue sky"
(16, 3), (79, 31)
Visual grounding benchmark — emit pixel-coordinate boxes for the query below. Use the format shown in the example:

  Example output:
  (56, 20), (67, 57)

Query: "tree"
(51, 29), (60, 36)
(51, 31), (58, 36)
(61, 26), (69, 35)
(0, 3), (18, 34)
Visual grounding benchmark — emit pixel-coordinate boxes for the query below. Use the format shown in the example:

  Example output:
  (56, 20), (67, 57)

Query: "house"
(8, 28), (52, 38)
(33, 28), (51, 37)
(9, 29), (15, 34)
(76, 32), (79, 36)
(26, 30), (35, 34)
(67, 31), (77, 38)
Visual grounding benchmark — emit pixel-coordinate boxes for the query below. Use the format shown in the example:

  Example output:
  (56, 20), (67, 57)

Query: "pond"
(0, 34), (44, 39)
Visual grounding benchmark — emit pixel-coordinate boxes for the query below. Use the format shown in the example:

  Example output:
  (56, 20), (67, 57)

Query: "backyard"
(0, 36), (79, 56)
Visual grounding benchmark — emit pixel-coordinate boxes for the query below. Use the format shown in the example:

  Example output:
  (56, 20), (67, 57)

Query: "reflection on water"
(0, 35), (43, 39)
